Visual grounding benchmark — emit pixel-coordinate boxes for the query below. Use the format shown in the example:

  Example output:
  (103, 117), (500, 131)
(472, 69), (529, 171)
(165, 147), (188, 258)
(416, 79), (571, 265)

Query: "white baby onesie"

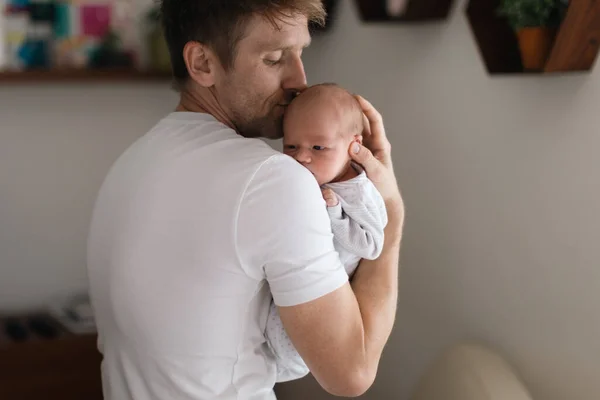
(265, 166), (388, 382)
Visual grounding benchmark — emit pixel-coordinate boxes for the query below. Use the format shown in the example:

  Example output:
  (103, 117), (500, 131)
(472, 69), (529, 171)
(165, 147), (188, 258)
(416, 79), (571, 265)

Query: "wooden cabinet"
(0, 315), (103, 400)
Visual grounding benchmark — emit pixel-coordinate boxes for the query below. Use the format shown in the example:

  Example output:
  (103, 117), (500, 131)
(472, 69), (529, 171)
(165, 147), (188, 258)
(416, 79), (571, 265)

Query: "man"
(86, 1), (404, 399)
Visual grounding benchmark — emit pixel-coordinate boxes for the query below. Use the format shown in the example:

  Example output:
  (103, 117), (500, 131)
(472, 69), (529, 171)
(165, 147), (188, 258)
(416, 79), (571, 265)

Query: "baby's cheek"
(315, 162), (337, 184)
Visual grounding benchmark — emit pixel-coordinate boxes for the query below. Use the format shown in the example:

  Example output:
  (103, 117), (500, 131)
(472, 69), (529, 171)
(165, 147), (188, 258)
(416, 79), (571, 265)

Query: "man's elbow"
(322, 365), (376, 397)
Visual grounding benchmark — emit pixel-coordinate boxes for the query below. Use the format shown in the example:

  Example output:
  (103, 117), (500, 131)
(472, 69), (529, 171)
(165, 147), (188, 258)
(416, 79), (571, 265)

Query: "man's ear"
(182, 41), (219, 87)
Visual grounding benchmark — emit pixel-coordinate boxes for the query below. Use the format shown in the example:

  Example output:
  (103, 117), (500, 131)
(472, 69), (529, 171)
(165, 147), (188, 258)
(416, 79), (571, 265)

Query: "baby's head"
(283, 83), (364, 186)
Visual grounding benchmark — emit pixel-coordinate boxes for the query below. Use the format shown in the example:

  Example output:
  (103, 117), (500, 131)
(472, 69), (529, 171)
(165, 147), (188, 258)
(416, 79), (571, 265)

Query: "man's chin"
(236, 113), (283, 139)
(243, 126), (282, 140)
(262, 129), (284, 140)
(259, 117), (284, 140)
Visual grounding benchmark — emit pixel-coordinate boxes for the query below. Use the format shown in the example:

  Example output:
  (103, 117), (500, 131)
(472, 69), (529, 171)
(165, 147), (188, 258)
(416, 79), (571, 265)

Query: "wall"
(0, 84), (177, 310)
(279, 1), (599, 400)
(1, 1), (599, 399)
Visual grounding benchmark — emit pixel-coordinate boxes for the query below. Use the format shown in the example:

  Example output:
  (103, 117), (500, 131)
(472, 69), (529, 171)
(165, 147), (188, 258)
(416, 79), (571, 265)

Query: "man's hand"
(350, 95), (403, 217)
(321, 188), (339, 207)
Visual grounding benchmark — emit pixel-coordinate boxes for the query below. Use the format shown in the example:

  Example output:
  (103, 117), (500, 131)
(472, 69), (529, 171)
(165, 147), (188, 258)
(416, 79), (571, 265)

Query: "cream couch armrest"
(411, 343), (534, 400)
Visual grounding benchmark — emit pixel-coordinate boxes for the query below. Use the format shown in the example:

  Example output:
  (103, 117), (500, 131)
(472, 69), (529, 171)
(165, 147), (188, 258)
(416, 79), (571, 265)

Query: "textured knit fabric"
(266, 167), (388, 382)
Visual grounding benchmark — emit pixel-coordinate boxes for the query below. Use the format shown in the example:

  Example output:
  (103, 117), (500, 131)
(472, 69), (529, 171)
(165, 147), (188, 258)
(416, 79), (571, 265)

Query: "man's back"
(87, 112), (331, 399)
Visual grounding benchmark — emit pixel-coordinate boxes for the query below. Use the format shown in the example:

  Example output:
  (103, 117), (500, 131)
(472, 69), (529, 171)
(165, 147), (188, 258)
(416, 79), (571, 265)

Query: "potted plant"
(497, 0), (569, 71)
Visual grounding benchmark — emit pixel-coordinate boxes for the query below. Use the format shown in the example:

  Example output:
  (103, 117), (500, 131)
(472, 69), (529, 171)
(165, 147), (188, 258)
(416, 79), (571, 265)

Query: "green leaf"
(496, 0), (569, 30)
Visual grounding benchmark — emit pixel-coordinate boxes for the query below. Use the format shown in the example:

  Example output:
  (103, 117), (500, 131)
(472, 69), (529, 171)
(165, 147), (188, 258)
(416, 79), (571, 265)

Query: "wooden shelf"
(466, 0), (600, 74)
(0, 68), (172, 84)
(355, 0), (455, 22)
(544, 0), (600, 73)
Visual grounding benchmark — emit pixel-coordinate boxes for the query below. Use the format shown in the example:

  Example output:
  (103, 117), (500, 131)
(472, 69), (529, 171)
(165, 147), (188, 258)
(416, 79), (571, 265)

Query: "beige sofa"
(411, 343), (534, 400)
(275, 342), (533, 400)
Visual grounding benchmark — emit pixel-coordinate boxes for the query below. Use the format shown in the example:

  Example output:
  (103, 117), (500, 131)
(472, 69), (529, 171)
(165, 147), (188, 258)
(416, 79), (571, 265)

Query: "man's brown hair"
(159, 0), (326, 89)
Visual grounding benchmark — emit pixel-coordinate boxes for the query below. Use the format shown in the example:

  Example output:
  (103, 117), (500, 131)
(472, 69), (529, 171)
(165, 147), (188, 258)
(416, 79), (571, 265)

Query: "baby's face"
(283, 108), (355, 186)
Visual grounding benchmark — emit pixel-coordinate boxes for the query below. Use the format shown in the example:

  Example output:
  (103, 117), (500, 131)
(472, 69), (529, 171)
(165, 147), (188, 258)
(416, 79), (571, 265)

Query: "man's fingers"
(351, 94), (402, 206)
(349, 142), (380, 177)
(355, 95), (383, 134)
(355, 95), (389, 156)
(360, 112), (371, 138)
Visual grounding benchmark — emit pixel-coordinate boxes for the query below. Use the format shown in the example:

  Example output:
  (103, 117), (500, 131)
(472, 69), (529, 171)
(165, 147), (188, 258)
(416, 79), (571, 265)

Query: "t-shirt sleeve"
(236, 155), (348, 307)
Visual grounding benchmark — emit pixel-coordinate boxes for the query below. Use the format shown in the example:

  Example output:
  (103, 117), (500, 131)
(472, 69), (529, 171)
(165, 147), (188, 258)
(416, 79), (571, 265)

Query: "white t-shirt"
(86, 112), (348, 400)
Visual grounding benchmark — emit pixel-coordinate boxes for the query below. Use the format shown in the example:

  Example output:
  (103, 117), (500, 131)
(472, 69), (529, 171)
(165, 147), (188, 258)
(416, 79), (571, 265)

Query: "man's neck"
(176, 83), (236, 131)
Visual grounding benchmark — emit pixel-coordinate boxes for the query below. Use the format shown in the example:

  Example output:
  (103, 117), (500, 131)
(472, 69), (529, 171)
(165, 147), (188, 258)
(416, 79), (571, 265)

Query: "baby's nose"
(295, 149), (311, 164)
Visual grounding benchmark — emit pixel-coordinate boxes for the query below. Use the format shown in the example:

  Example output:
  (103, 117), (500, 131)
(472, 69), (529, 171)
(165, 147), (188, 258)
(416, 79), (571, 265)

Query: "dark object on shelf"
(467, 0), (600, 74)
(18, 39), (51, 69)
(310, 0), (339, 33)
(1, 314), (67, 344)
(29, 1), (56, 22)
(28, 315), (60, 339)
(355, 0), (455, 22)
(90, 50), (133, 68)
(3, 314), (61, 340)
(89, 30), (134, 69)
(4, 318), (29, 342)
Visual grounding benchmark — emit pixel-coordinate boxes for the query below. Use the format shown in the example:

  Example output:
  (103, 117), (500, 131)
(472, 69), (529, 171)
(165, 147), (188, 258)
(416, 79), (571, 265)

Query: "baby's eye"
(284, 145), (296, 150)
(313, 145), (325, 151)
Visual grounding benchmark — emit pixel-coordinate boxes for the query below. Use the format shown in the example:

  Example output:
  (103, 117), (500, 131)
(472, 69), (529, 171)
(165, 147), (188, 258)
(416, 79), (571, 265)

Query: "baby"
(265, 83), (388, 382)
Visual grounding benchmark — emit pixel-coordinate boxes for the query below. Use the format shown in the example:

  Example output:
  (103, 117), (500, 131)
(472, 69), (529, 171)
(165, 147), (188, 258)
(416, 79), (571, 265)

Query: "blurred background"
(1, 0), (599, 399)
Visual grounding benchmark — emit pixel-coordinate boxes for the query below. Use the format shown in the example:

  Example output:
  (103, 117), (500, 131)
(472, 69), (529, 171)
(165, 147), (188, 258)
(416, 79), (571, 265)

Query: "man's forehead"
(245, 14), (311, 50)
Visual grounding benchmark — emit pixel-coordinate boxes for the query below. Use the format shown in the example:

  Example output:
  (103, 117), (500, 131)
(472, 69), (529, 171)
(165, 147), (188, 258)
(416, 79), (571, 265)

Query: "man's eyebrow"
(262, 38), (312, 52)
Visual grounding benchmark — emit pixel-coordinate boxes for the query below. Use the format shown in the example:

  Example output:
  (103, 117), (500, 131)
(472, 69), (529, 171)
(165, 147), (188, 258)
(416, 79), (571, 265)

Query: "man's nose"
(283, 53), (307, 93)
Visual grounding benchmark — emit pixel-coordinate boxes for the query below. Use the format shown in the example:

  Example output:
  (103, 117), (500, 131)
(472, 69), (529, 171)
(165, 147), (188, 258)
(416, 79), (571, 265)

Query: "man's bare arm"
(278, 96), (405, 397)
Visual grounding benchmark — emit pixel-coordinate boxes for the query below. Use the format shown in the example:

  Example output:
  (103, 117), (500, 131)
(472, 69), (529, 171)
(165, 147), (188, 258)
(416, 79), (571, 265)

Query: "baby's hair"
(290, 83), (364, 137)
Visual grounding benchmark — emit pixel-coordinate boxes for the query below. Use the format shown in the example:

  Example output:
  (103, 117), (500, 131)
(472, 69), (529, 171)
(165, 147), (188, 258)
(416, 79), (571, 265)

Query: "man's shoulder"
(240, 154), (323, 219)
(252, 153), (320, 193)
(258, 152), (313, 178)
(152, 112), (284, 166)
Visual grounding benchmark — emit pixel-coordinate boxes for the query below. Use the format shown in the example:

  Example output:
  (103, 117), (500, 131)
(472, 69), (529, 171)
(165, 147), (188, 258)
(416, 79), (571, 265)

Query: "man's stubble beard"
(233, 108), (284, 140)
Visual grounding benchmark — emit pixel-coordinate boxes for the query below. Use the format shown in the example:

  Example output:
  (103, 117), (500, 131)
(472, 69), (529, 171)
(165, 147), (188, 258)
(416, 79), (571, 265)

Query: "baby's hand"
(321, 188), (339, 207)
